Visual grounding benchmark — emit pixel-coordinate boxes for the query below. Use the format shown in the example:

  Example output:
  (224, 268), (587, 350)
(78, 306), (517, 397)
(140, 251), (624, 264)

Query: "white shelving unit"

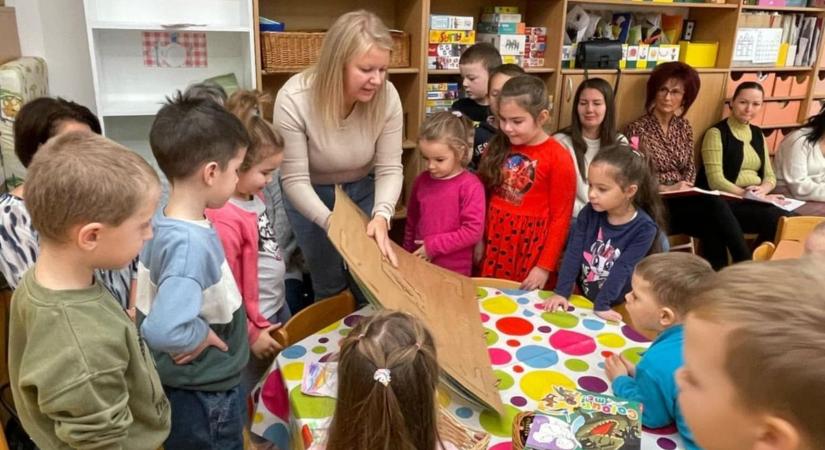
(83, 0), (256, 167)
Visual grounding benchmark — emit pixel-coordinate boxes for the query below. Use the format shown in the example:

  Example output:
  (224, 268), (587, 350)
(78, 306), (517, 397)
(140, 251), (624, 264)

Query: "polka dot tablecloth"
(250, 288), (684, 450)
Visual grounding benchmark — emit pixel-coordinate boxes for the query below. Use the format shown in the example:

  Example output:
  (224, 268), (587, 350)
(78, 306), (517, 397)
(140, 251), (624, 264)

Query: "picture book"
(524, 386), (642, 450)
(300, 362), (338, 398)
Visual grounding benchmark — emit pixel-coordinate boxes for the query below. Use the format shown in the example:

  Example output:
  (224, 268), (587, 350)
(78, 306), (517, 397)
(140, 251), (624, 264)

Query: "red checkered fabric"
(142, 31), (208, 68)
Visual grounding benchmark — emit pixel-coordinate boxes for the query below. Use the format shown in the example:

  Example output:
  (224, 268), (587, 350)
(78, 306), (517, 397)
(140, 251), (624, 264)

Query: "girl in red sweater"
(478, 76), (577, 289)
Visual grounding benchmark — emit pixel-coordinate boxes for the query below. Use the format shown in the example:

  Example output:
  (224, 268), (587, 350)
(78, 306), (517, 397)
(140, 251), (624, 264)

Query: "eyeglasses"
(657, 87), (685, 98)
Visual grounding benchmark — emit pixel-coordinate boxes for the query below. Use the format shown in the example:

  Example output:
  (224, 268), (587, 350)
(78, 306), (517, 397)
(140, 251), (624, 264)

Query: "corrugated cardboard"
(0, 7), (21, 66)
(327, 186), (504, 416)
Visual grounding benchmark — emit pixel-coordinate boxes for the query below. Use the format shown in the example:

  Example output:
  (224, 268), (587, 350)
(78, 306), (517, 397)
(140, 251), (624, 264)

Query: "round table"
(251, 287), (684, 450)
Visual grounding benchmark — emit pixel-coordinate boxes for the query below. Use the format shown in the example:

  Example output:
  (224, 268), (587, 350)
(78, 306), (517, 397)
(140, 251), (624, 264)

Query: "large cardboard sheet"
(327, 186), (504, 415)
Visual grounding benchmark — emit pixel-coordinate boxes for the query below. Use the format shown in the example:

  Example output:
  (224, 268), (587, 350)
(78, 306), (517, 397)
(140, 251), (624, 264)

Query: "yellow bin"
(678, 41), (718, 68)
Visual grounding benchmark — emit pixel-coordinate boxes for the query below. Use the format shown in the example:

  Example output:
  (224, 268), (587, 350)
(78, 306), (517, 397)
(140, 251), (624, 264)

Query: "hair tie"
(451, 111), (463, 118)
(373, 368), (391, 386)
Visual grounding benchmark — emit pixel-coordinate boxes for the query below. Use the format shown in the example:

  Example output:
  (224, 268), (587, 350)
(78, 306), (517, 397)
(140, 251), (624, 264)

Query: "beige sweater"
(274, 72), (404, 227)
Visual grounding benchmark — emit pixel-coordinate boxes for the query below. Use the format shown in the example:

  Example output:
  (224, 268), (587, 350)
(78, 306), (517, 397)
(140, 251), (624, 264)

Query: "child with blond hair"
(8, 132), (170, 449)
(678, 258), (825, 450)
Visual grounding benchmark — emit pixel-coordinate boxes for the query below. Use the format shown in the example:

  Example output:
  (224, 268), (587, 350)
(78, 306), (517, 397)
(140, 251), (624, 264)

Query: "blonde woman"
(274, 10), (403, 300)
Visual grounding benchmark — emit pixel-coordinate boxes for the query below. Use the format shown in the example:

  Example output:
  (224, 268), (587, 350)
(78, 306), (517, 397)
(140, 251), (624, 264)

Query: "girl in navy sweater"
(545, 145), (665, 321)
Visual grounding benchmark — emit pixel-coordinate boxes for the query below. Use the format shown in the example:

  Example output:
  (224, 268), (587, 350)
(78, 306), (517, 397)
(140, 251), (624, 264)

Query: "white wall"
(7, 0), (96, 113)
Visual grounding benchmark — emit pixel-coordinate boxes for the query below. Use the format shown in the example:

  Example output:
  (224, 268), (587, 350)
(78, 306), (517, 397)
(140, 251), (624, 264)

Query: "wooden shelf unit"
(252, 0), (825, 213)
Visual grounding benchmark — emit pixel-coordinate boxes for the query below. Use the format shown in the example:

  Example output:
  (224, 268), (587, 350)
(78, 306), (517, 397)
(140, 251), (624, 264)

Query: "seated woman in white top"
(308, 311), (459, 450)
(774, 108), (825, 216)
(552, 78), (627, 218)
(274, 10), (404, 301)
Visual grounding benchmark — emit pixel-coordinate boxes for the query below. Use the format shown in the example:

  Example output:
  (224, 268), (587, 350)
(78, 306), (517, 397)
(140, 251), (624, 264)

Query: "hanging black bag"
(575, 39), (622, 69)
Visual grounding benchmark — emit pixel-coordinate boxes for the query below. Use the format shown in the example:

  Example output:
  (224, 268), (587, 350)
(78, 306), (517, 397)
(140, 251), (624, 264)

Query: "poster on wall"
(142, 31), (207, 68)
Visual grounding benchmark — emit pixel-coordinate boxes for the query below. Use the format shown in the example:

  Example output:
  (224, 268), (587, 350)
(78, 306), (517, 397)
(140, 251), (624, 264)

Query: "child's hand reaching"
(521, 266), (549, 291)
(543, 294), (570, 312)
(473, 241), (485, 266)
(172, 328), (228, 365)
(595, 309), (623, 323)
(605, 354), (629, 381)
(413, 240), (430, 261)
(251, 323), (284, 360)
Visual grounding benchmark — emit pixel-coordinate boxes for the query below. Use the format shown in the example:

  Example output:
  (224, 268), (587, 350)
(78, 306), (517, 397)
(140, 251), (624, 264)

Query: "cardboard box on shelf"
(476, 22), (524, 34)
(476, 33), (526, 56)
(430, 15), (474, 31)
(480, 13), (522, 23)
(429, 30), (475, 45)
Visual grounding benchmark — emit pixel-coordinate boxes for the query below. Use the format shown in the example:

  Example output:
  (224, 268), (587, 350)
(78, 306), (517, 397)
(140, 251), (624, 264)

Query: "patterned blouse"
(624, 113), (696, 185)
(0, 193), (133, 307)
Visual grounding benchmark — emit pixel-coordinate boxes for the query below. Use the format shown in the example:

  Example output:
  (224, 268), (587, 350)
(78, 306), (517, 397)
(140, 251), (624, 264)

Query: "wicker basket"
(438, 408), (490, 450)
(511, 411), (535, 450)
(261, 30), (410, 73)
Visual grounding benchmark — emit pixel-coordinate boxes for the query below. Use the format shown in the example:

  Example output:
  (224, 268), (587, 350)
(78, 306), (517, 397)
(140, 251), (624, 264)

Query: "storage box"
(480, 13), (522, 23)
(762, 101), (801, 126)
(790, 74), (810, 97)
(476, 33), (526, 56)
(773, 74), (794, 97)
(430, 15), (474, 31)
(678, 41), (718, 68)
(0, 7), (21, 66)
(726, 72), (776, 99)
(476, 22), (525, 34)
(482, 6), (519, 14)
(428, 30), (475, 45)
(808, 99), (825, 118)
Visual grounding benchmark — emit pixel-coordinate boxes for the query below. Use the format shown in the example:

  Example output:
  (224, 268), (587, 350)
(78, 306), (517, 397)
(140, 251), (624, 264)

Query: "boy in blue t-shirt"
(136, 92), (251, 449)
(605, 252), (713, 450)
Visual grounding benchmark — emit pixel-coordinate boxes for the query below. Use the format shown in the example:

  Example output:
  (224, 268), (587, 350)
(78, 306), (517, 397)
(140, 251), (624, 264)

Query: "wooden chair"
(752, 241), (776, 261)
(471, 277), (521, 290)
(272, 290), (356, 348)
(668, 234), (696, 254)
(774, 216), (825, 243)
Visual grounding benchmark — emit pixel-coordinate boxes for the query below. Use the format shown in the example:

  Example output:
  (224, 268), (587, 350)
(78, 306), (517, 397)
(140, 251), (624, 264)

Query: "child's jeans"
(163, 384), (244, 450)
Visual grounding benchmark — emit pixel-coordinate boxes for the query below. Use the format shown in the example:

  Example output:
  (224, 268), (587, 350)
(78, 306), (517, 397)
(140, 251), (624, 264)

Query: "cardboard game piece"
(327, 186), (504, 415)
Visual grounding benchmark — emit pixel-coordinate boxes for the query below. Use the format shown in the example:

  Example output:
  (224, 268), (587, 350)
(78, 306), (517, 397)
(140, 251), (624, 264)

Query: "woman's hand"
(746, 182), (772, 198)
(543, 294), (570, 312)
(520, 266), (550, 291)
(367, 216), (399, 267)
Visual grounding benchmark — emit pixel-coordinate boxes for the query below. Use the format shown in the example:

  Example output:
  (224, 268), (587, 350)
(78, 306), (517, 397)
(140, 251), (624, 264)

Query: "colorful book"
(524, 386), (642, 450)
(482, 6), (520, 14)
(300, 362), (338, 398)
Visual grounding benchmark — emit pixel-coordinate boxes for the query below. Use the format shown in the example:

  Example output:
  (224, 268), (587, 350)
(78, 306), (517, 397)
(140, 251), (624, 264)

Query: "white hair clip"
(373, 368), (391, 387)
(451, 111), (463, 118)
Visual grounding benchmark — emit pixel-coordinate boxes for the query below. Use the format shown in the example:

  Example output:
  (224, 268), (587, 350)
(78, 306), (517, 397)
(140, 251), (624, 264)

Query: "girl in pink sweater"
(204, 90), (287, 411)
(403, 111), (486, 276)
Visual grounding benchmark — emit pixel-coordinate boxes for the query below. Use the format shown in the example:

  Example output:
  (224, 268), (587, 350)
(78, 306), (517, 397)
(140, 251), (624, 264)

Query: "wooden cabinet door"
(556, 73), (618, 131)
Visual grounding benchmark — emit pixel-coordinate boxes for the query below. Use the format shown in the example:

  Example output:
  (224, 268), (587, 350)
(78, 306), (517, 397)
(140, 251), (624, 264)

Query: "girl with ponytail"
(319, 311), (457, 450)
(545, 145), (665, 322)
